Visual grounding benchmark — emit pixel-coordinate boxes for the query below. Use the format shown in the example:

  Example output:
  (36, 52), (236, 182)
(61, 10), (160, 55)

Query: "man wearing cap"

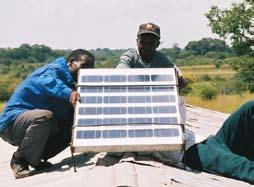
(116, 22), (186, 88)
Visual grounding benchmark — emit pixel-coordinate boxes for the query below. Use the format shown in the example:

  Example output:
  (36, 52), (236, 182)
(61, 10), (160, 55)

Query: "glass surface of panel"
(153, 117), (178, 124)
(128, 129), (153, 137)
(128, 86), (150, 92)
(151, 74), (173, 82)
(80, 87), (103, 93)
(152, 106), (176, 114)
(103, 118), (127, 125)
(128, 96), (151, 103)
(128, 107), (152, 114)
(79, 107), (102, 115)
(154, 128), (179, 137)
(81, 96), (102, 104)
(152, 95), (170, 103)
(105, 75), (126, 82)
(169, 95), (176, 102)
(76, 131), (82, 139)
(104, 87), (126, 93)
(82, 75), (103, 82)
(152, 86), (174, 92)
(77, 118), (102, 126)
(102, 130), (127, 138)
(103, 107), (127, 115)
(128, 118), (152, 124)
(104, 96), (127, 103)
(78, 130), (102, 139)
(128, 75), (150, 82)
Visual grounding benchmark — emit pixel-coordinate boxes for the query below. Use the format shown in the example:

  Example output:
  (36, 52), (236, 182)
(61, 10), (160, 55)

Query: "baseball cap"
(137, 23), (160, 38)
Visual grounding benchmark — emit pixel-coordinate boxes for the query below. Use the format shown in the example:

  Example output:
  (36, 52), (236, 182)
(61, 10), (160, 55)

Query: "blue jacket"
(0, 57), (74, 132)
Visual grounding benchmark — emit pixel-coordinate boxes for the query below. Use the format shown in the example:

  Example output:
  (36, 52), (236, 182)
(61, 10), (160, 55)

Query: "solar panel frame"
(71, 68), (185, 153)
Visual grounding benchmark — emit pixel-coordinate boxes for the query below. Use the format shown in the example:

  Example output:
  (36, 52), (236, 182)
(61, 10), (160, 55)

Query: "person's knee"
(38, 110), (54, 121)
(31, 110), (56, 124)
(31, 110), (58, 133)
(21, 109), (55, 123)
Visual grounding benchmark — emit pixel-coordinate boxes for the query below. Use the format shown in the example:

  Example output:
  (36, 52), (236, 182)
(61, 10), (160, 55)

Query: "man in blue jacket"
(0, 49), (95, 179)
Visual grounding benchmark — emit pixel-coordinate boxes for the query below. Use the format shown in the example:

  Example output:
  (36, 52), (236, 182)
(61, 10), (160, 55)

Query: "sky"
(0, 0), (242, 50)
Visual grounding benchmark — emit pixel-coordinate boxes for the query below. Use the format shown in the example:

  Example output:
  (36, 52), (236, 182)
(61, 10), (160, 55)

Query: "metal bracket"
(69, 143), (77, 172)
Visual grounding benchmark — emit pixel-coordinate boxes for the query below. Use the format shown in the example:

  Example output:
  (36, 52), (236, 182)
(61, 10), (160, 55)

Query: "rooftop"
(1, 105), (252, 187)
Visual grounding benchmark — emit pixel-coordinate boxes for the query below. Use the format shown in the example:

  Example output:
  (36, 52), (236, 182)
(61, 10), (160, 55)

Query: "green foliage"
(161, 45), (181, 60)
(199, 74), (212, 81)
(229, 56), (254, 92)
(0, 42), (252, 102)
(176, 56), (216, 66)
(206, 1), (254, 55)
(0, 65), (10, 74)
(185, 38), (231, 55)
(0, 82), (13, 100)
(0, 44), (69, 65)
(90, 48), (126, 68)
(192, 83), (218, 100)
(204, 51), (232, 60)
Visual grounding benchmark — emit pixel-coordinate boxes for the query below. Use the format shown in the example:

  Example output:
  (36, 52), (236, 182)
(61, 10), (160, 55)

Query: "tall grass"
(0, 102), (4, 112)
(184, 92), (254, 113)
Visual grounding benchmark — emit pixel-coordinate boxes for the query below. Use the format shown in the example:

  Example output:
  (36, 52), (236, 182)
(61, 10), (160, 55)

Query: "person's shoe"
(10, 153), (32, 179)
(33, 161), (53, 171)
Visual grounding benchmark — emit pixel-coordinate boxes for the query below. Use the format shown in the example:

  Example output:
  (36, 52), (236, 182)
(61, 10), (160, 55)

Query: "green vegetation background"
(0, 39), (253, 113)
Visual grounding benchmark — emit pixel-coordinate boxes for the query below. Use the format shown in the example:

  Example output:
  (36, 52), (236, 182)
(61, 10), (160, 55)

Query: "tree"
(185, 38), (231, 55)
(31, 44), (52, 62)
(229, 56), (254, 92)
(206, 1), (253, 55)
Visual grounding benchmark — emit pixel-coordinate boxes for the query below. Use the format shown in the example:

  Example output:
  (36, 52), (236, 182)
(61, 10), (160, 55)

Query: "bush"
(229, 56), (254, 92)
(0, 66), (10, 74)
(191, 83), (218, 100)
(0, 82), (12, 101)
(199, 74), (212, 81)
(199, 84), (218, 100)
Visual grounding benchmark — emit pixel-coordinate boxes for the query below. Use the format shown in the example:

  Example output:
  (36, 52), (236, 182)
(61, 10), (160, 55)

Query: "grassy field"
(0, 64), (250, 114)
(181, 64), (235, 79)
(180, 64), (254, 113)
(0, 102), (4, 112)
(184, 92), (254, 113)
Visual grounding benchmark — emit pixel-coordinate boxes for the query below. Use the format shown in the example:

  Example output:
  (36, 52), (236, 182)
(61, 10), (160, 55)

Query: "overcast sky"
(0, 0), (242, 50)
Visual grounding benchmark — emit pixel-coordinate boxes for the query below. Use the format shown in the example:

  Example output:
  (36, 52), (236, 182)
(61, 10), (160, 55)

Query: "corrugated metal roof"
(1, 105), (252, 187)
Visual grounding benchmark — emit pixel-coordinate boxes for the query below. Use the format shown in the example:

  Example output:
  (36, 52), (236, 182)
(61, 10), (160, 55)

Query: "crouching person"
(0, 49), (95, 179)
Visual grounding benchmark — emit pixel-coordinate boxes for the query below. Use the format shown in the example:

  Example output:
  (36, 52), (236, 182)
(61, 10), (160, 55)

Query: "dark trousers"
(0, 109), (72, 166)
(184, 100), (254, 183)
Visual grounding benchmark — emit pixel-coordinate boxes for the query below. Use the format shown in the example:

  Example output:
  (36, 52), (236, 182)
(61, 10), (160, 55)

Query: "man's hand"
(69, 91), (81, 107)
(178, 76), (188, 89)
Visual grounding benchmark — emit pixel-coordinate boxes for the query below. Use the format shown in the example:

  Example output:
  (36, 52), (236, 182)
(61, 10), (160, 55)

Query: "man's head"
(136, 23), (160, 62)
(67, 49), (95, 79)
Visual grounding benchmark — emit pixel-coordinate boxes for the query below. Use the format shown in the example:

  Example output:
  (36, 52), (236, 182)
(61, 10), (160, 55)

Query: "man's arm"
(175, 66), (188, 89)
(37, 65), (73, 101)
(116, 49), (136, 69)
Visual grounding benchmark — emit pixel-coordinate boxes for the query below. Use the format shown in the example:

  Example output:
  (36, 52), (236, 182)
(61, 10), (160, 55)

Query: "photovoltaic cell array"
(72, 68), (184, 153)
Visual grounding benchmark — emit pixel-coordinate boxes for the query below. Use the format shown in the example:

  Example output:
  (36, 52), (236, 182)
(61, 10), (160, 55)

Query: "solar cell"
(105, 75), (126, 82)
(82, 75), (103, 82)
(151, 74), (173, 82)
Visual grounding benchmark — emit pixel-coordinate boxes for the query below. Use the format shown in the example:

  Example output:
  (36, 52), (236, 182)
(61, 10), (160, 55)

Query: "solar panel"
(71, 68), (184, 153)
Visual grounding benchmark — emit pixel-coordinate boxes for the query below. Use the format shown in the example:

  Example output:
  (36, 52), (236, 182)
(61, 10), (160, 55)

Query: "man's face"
(137, 34), (159, 62)
(68, 55), (94, 80)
